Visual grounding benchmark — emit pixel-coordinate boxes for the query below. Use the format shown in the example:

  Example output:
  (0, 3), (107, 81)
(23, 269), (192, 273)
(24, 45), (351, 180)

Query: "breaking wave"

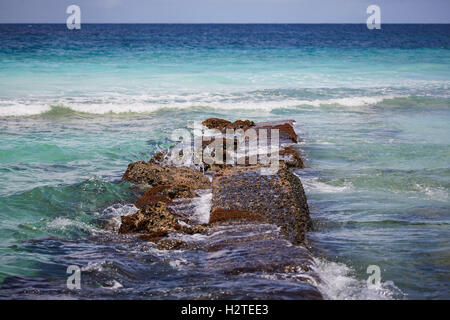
(310, 258), (404, 300)
(0, 94), (418, 117)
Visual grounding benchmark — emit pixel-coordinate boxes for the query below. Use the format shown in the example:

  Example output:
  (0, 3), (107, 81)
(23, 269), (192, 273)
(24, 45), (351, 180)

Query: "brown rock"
(118, 201), (180, 235)
(149, 152), (165, 165)
(202, 137), (237, 171)
(202, 118), (231, 130)
(279, 146), (305, 168)
(134, 185), (195, 208)
(119, 200), (208, 245)
(255, 121), (298, 143)
(202, 137), (238, 150)
(209, 208), (266, 223)
(138, 229), (169, 242)
(225, 119), (255, 130)
(180, 224), (209, 235)
(122, 161), (211, 189)
(210, 165), (311, 243)
(202, 118), (255, 131)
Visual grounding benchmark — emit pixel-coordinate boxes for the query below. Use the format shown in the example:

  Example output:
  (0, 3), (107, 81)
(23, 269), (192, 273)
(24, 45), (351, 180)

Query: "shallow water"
(0, 24), (449, 299)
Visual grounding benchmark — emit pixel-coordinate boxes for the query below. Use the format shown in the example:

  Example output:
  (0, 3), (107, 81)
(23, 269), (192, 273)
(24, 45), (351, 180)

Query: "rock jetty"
(116, 118), (322, 299)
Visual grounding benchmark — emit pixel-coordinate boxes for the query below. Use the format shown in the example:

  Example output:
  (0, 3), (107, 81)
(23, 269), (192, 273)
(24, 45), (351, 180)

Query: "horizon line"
(1, 22), (449, 25)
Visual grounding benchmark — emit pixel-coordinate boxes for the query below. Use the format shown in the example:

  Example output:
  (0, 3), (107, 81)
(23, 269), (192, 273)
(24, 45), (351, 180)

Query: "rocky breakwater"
(118, 118), (322, 299)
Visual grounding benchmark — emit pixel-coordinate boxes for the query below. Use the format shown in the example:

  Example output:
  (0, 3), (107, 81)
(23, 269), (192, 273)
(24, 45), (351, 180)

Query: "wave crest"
(0, 94), (411, 117)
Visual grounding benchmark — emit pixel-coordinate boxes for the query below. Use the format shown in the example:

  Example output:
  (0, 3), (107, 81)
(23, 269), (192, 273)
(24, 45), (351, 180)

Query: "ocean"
(0, 24), (448, 299)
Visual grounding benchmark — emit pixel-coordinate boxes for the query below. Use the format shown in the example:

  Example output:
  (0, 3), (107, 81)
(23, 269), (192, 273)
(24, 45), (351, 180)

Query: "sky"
(0, 0), (449, 23)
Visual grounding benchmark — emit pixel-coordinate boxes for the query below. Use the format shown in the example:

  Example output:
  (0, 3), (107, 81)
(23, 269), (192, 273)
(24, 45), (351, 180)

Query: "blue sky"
(0, 0), (449, 23)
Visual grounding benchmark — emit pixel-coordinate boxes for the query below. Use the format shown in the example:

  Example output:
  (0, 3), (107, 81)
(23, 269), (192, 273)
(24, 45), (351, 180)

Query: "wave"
(0, 94), (419, 117)
(301, 177), (354, 194)
(414, 184), (449, 203)
(310, 258), (404, 300)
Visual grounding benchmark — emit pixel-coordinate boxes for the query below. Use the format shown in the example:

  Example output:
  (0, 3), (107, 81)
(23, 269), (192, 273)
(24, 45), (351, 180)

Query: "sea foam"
(0, 94), (405, 117)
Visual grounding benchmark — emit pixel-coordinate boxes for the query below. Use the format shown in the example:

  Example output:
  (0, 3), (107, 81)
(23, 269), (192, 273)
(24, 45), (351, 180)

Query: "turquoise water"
(0, 24), (449, 299)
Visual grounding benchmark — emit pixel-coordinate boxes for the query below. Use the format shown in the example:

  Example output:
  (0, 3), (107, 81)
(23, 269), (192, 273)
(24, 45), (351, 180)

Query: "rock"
(209, 209), (266, 223)
(199, 222), (323, 299)
(210, 165), (311, 243)
(179, 224), (209, 235)
(149, 152), (165, 165)
(254, 120), (298, 143)
(202, 137), (238, 150)
(157, 239), (194, 250)
(138, 229), (169, 242)
(123, 161), (211, 189)
(134, 185), (195, 208)
(202, 118), (231, 130)
(118, 201), (180, 235)
(119, 200), (209, 245)
(201, 137), (237, 172)
(201, 119), (303, 168)
(225, 119), (255, 130)
(114, 117), (321, 297)
(279, 146), (305, 168)
(202, 118), (255, 131)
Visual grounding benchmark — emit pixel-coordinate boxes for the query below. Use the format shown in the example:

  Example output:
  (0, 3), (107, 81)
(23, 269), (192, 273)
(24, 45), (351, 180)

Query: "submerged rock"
(201, 222), (323, 299)
(210, 164), (311, 244)
(156, 239), (190, 250)
(137, 230), (169, 242)
(123, 161), (211, 189)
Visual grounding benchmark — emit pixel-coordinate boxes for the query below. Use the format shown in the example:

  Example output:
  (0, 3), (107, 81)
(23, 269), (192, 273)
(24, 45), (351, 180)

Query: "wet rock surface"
(211, 165), (311, 244)
(119, 200), (209, 244)
(123, 161), (211, 189)
(199, 222), (322, 299)
(279, 146), (305, 169)
(118, 201), (180, 235)
(134, 185), (196, 208)
(202, 117), (232, 130)
(254, 119), (298, 143)
(202, 118), (255, 131)
(202, 118), (297, 143)
(201, 118), (305, 170)
(120, 118), (310, 245)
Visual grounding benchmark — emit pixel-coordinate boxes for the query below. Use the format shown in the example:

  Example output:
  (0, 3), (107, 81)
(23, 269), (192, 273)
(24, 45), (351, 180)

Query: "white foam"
(82, 261), (107, 272)
(0, 103), (51, 116)
(169, 258), (190, 270)
(191, 189), (212, 224)
(414, 184), (449, 202)
(0, 94), (405, 117)
(310, 257), (403, 300)
(102, 280), (123, 290)
(171, 232), (209, 242)
(46, 217), (98, 234)
(301, 177), (353, 194)
(101, 203), (138, 227)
